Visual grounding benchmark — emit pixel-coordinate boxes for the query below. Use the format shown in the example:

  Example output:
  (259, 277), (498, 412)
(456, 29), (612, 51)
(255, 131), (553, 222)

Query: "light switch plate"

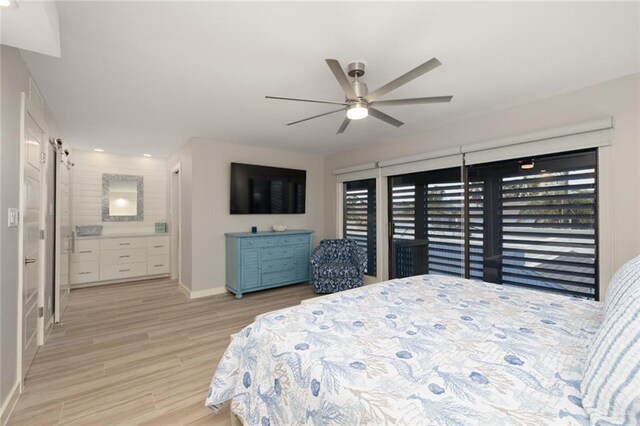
(8, 208), (19, 228)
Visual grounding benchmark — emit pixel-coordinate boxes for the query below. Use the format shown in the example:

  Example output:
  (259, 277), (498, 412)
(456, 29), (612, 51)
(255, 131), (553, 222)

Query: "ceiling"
(21, 1), (640, 157)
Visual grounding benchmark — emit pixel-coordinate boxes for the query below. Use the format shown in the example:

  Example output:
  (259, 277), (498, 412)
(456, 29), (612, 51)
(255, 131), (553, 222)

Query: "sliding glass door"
(468, 149), (598, 298)
(388, 167), (464, 279)
(344, 179), (377, 276)
(387, 149), (598, 299)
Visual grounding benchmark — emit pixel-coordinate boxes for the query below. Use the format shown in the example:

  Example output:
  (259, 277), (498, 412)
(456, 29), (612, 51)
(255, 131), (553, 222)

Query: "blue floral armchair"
(310, 239), (367, 294)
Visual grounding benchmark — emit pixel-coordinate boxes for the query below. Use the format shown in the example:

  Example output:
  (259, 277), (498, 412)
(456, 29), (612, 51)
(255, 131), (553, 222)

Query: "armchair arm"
(310, 244), (329, 281)
(352, 245), (368, 277)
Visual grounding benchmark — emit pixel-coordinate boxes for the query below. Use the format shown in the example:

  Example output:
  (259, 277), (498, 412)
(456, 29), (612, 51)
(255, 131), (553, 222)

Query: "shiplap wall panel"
(72, 150), (167, 234)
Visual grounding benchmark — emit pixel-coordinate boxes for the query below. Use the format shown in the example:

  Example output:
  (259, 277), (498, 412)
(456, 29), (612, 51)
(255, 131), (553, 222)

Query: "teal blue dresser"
(225, 230), (314, 299)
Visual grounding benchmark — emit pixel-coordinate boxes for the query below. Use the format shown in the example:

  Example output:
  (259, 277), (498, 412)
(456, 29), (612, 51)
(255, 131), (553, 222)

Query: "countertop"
(225, 229), (314, 238)
(77, 233), (170, 240)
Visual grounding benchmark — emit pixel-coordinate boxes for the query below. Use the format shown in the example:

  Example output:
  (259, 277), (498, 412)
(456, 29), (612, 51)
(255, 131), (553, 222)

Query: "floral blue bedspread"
(205, 274), (603, 425)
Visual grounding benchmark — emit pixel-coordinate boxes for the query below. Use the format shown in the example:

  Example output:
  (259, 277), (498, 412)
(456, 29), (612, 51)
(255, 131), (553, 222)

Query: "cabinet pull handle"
(154, 264), (164, 267)
(119, 269), (130, 272)
(119, 255), (130, 258)
(79, 272), (91, 275)
(153, 245), (164, 248)
(119, 243), (130, 246)
(79, 250), (92, 254)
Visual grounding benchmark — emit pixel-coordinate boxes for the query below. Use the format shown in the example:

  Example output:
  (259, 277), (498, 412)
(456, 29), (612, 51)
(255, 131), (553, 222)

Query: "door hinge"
(38, 307), (44, 318)
(40, 152), (46, 164)
(39, 229), (45, 240)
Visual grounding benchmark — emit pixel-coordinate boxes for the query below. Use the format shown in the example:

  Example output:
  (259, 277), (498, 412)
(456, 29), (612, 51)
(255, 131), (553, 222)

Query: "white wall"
(0, 46), (64, 419)
(324, 73), (640, 300)
(71, 150), (167, 235)
(168, 138), (325, 294)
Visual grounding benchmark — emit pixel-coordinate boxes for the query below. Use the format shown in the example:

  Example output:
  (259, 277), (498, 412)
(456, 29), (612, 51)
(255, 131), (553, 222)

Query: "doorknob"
(24, 258), (37, 265)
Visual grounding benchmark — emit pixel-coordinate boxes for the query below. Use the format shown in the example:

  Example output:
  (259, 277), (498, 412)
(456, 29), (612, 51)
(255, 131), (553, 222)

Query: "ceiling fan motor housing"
(347, 62), (368, 99)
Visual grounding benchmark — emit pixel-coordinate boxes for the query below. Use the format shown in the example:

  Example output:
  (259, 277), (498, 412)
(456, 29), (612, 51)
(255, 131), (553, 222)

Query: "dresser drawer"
(262, 258), (292, 273)
(278, 235), (308, 246)
(240, 237), (277, 249)
(147, 236), (170, 256)
(100, 237), (146, 250)
(72, 239), (100, 262)
(100, 248), (146, 265)
(147, 254), (170, 275)
(262, 270), (293, 287)
(100, 262), (146, 281)
(261, 246), (293, 260)
(70, 261), (99, 284)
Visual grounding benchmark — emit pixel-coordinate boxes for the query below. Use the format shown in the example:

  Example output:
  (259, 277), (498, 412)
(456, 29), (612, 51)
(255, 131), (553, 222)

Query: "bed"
(205, 274), (604, 425)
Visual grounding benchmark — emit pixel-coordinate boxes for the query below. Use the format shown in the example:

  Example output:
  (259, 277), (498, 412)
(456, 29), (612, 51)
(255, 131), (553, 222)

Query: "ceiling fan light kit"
(347, 103), (368, 120)
(266, 57), (453, 135)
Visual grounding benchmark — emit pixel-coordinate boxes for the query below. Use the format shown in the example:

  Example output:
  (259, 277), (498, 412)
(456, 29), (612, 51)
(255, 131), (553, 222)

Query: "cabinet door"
(292, 244), (310, 281)
(240, 249), (261, 289)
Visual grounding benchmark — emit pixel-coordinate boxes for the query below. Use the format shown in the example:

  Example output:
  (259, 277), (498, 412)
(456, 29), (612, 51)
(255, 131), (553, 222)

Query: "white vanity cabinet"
(71, 235), (171, 287)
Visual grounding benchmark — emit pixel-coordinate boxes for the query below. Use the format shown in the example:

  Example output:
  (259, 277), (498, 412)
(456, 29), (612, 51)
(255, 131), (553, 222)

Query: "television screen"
(230, 163), (306, 214)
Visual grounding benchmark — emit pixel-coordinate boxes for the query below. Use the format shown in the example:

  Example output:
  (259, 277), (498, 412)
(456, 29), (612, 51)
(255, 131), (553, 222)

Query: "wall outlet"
(8, 208), (19, 228)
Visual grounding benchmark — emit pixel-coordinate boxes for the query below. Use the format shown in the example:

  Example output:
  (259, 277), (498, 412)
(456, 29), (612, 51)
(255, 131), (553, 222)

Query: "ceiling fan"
(266, 58), (453, 134)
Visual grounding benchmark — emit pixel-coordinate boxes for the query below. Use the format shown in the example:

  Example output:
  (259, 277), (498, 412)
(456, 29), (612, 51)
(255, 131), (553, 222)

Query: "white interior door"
(22, 107), (44, 379)
(55, 153), (71, 322)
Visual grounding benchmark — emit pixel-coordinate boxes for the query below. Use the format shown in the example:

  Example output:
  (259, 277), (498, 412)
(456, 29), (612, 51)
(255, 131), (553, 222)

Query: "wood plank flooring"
(8, 279), (319, 425)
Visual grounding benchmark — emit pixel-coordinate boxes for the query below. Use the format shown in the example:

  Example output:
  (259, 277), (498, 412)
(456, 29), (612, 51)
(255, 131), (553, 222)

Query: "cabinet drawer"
(147, 236), (170, 255)
(100, 262), (146, 281)
(147, 254), (170, 275)
(262, 258), (292, 273)
(100, 248), (146, 265)
(72, 239), (100, 262)
(262, 270), (293, 287)
(240, 237), (277, 249)
(100, 237), (146, 250)
(278, 235), (308, 246)
(261, 246), (293, 260)
(71, 261), (99, 284)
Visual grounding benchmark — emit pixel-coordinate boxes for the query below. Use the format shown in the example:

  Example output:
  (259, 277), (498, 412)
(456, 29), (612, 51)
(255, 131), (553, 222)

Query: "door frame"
(169, 163), (182, 284)
(17, 92), (49, 389)
(54, 146), (72, 323)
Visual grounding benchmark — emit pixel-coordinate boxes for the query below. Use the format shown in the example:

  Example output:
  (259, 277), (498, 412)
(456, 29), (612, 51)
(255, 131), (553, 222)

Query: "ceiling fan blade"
(368, 107), (404, 128)
(364, 58), (442, 102)
(266, 96), (349, 106)
(325, 59), (357, 100)
(336, 117), (351, 134)
(286, 108), (345, 126)
(371, 95), (453, 107)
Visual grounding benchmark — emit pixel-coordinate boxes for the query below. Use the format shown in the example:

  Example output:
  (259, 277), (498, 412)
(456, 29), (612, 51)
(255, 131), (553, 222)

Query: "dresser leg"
(235, 292), (243, 299)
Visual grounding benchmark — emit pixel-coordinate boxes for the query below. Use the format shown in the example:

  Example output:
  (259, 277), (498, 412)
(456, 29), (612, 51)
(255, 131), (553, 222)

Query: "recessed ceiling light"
(519, 160), (535, 170)
(94, 148), (104, 152)
(143, 154), (152, 157)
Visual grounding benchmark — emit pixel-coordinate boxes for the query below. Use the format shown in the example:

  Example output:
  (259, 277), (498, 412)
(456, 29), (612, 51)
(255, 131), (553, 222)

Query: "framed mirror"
(102, 174), (144, 221)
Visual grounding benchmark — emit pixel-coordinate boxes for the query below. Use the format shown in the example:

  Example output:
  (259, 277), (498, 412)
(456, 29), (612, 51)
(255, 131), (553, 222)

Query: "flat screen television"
(230, 163), (306, 214)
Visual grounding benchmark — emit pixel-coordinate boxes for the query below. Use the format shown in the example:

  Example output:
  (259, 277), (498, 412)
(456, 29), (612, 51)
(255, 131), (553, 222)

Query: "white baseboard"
(177, 281), (190, 298)
(177, 282), (227, 299)
(0, 381), (20, 426)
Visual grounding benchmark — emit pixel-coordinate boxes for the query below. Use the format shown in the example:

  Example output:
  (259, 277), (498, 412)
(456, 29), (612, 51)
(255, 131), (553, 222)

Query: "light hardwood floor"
(8, 279), (318, 425)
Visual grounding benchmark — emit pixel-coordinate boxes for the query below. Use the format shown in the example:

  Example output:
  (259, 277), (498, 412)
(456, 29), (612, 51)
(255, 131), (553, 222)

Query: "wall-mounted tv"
(230, 163), (306, 214)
